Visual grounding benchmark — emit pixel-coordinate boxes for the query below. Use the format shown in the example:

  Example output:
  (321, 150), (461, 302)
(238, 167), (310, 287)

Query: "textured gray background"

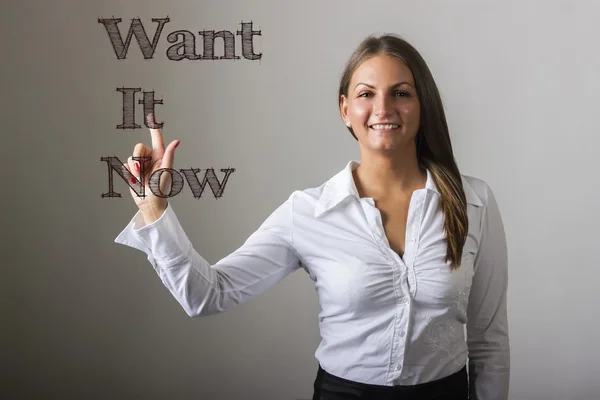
(3, 0), (599, 399)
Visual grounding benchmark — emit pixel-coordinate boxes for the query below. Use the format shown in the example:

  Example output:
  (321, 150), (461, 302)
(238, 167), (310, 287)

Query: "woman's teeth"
(370, 124), (400, 130)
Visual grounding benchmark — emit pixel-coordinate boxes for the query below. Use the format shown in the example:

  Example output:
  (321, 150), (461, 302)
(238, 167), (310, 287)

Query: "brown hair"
(338, 34), (468, 270)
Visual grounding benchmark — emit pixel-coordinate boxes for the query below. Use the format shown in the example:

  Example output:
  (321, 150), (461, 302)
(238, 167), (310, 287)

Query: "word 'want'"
(97, 18), (262, 61)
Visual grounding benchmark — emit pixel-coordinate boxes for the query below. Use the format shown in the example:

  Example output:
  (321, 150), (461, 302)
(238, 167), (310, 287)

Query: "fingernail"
(130, 177), (137, 184)
(134, 162), (139, 171)
(175, 141), (180, 148)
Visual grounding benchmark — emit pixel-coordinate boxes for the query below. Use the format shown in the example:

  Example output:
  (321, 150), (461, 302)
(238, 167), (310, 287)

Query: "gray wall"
(4, 0), (600, 399)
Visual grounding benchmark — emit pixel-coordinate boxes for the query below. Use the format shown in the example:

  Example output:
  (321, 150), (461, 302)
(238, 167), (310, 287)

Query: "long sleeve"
(114, 194), (302, 317)
(466, 183), (510, 400)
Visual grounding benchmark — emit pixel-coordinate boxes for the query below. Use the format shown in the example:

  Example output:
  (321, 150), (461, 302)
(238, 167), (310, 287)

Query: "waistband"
(315, 364), (468, 395)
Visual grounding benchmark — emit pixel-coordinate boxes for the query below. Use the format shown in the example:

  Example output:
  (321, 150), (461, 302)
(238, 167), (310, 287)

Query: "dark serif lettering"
(116, 87), (163, 130)
(98, 17), (262, 61)
(100, 156), (235, 199)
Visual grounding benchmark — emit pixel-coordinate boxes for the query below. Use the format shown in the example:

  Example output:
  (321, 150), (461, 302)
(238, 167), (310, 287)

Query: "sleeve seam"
(158, 249), (192, 269)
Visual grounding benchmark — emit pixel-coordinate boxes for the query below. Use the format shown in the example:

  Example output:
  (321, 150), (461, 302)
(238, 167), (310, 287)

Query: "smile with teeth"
(369, 123), (400, 130)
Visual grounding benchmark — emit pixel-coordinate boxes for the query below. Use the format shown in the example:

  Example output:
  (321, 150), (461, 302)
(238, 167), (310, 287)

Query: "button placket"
(363, 194), (420, 382)
(406, 192), (426, 298)
(360, 199), (385, 248)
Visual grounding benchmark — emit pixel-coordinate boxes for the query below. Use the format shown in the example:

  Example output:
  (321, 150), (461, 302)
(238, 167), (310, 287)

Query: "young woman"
(116, 34), (510, 400)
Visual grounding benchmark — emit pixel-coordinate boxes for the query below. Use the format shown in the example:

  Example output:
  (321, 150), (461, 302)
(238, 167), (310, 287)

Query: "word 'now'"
(101, 156), (235, 199)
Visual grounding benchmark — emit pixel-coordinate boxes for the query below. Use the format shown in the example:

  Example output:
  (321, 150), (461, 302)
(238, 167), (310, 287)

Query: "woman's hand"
(124, 113), (180, 225)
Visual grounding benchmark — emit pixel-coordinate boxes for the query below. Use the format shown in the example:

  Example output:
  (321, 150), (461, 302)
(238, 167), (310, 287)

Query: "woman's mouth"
(369, 123), (400, 131)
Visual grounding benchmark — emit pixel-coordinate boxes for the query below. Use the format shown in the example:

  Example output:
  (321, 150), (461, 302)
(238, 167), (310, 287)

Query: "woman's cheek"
(400, 103), (420, 129)
(351, 102), (370, 123)
(403, 101), (420, 119)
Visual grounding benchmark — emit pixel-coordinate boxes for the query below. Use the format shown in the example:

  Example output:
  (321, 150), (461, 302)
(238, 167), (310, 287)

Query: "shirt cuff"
(114, 203), (192, 267)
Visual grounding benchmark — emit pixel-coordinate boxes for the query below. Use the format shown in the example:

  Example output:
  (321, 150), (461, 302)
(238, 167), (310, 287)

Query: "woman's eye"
(358, 91), (409, 98)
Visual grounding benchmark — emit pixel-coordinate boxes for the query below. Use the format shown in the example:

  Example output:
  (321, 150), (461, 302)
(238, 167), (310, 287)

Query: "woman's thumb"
(161, 140), (180, 169)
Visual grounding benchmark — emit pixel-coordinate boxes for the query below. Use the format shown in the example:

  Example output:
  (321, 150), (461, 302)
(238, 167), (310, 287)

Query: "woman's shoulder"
(286, 181), (331, 215)
(460, 173), (498, 208)
(285, 165), (353, 219)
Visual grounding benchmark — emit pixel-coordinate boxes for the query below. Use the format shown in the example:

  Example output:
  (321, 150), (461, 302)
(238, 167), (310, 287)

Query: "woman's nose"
(373, 95), (393, 117)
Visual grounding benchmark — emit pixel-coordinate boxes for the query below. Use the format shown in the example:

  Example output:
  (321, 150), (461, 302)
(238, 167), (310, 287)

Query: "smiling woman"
(338, 35), (469, 271)
(340, 55), (421, 152)
(115, 33), (509, 400)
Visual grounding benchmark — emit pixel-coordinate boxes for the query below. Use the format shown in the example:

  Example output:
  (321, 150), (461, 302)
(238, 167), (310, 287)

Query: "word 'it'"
(100, 156), (235, 199)
(116, 87), (163, 130)
(97, 18), (262, 61)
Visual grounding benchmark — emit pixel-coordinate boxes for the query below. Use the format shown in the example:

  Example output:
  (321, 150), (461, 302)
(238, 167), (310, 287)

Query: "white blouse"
(115, 160), (510, 400)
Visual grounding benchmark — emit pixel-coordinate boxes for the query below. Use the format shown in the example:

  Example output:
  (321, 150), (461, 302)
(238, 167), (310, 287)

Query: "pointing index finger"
(146, 113), (164, 150)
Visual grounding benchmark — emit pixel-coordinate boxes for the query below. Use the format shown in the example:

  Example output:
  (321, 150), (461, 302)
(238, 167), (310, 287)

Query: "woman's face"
(340, 54), (421, 153)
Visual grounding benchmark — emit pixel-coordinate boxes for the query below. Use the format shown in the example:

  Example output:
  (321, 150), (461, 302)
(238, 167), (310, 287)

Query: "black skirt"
(312, 364), (468, 400)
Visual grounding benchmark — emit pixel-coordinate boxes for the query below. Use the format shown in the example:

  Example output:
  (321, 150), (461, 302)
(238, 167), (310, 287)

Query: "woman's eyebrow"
(354, 81), (414, 89)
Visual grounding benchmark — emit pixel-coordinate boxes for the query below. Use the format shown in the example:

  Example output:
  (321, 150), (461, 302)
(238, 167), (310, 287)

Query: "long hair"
(338, 34), (468, 270)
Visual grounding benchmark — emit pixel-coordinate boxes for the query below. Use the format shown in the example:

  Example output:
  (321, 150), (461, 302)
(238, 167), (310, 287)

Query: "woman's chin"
(367, 139), (399, 152)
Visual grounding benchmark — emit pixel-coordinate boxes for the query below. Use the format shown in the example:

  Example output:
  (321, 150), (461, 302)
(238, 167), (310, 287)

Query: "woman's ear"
(339, 95), (350, 126)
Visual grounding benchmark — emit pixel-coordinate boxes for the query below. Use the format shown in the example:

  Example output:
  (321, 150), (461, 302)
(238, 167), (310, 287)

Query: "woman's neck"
(352, 152), (426, 199)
